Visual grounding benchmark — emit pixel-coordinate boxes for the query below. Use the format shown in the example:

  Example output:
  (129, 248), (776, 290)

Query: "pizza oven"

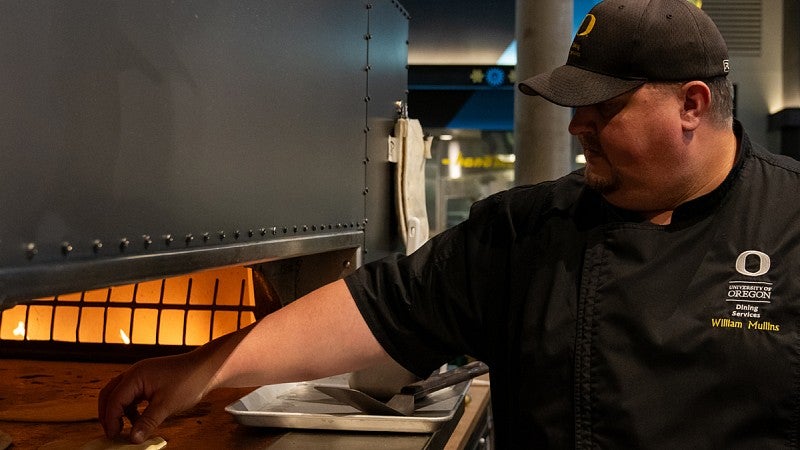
(0, 3), (501, 448)
(0, 248), (360, 362)
(0, 0), (408, 360)
(0, 1), (412, 444)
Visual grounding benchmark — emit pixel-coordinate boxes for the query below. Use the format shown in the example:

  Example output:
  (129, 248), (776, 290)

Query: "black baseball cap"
(518, 0), (730, 107)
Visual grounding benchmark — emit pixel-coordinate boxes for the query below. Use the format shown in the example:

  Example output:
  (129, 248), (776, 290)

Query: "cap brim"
(518, 65), (646, 107)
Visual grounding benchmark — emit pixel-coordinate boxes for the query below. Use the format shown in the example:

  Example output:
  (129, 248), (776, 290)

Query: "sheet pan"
(225, 374), (469, 433)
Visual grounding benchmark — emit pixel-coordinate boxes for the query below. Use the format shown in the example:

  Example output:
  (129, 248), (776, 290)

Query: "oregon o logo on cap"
(577, 14), (596, 36)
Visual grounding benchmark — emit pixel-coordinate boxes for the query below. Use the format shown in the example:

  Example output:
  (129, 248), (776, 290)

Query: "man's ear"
(680, 81), (712, 131)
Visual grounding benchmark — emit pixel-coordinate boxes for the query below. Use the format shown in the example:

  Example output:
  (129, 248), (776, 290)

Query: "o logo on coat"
(735, 250), (771, 277)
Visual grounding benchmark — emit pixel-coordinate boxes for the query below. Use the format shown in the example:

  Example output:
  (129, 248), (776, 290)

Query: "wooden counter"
(0, 360), (490, 449)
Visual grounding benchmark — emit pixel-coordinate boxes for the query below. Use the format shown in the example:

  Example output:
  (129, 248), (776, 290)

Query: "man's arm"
(98, 278), (391, 443)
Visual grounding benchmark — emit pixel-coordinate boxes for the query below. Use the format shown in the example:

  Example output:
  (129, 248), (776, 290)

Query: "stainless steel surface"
(315, 385), (412, 416)
(0, 231), (362, 309)
(225, 374), (469, 433)
(0, 0), (409, 308)
(317, 361), (490, 416)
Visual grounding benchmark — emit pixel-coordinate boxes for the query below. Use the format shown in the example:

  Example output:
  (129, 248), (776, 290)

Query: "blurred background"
(399, 0), (799, 234)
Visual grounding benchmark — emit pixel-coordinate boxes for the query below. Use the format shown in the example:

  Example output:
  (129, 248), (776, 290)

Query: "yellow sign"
(441, 154), (514, 171)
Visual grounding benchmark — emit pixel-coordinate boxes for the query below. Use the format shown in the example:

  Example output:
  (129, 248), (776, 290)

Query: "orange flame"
(119, 329), (131, 345)
(12, 321), (25, 338)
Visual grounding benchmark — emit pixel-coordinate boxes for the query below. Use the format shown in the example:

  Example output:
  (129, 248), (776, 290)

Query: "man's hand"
(96, 279), (389, 443)
(98, 352), (212, 443)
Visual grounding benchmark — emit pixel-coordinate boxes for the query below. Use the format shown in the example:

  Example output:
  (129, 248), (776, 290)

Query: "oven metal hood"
(0, 0), (409, 309)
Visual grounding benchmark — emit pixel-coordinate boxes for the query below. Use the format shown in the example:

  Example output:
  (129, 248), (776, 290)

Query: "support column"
(514, 0), (574, 185)
(783, 0), (800, 107)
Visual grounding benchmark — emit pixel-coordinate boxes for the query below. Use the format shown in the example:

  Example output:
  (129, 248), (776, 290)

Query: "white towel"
(388, 118), (432, 254)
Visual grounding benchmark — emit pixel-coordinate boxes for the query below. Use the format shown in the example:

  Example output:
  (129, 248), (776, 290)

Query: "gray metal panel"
(364, 0), (410, 261)
(0, 1), (408, 307)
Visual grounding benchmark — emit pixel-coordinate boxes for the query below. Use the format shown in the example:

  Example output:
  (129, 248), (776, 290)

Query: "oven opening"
(0, 266), (258, 362)
(0, 248), (355, 362)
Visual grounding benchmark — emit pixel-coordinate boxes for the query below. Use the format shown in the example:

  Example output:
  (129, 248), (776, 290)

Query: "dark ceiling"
(399, 0), (515, 64)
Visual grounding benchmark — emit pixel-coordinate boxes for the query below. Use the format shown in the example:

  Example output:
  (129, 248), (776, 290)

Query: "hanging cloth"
(388, 117), (433, 254)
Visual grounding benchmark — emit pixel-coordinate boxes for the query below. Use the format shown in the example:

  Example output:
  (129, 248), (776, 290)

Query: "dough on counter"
(0, 397), (97, 422)
(82, 436), (167, 450)
(0, 429), (12, 450)
(40, 435), (167, 450)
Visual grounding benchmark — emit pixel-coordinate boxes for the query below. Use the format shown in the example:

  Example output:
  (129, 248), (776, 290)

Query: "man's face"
(568, 84), (690, 213)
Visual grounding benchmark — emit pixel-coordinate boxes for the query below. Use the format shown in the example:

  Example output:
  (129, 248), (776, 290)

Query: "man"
(99, 0), (800, 447)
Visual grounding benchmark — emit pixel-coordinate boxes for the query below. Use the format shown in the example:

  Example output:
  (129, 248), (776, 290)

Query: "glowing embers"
(0, 266), (257, 347)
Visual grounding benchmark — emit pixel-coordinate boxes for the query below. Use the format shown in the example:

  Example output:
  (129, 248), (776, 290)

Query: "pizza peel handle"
(400, 360), (489, 398)
(314, 360), (490, 416)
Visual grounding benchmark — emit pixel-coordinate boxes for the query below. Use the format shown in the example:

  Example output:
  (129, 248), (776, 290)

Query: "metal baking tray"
(225, 374), (470, 433)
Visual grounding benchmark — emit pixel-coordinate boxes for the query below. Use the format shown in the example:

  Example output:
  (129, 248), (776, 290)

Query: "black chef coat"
(345, 122), (800, 448)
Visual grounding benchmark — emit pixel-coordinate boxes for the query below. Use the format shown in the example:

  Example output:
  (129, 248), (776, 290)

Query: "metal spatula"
(315, 360), (489, 416)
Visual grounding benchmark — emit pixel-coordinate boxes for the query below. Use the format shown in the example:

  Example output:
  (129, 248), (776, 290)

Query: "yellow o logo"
(577, 14), (596, 36)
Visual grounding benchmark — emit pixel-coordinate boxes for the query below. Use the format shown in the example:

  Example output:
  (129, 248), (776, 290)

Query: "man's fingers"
(98, 371), (151, 440)
(98, 374), (126, 438)
(97, 354), (205, 443)
(124, 402), (142, 425)
(130, 403), (169, 444)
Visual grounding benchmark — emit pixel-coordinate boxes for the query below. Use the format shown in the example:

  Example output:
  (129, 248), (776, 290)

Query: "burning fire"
(119, 329), (131, 345)
(0, 266), (257, 346)
(12, 321), (25, 338)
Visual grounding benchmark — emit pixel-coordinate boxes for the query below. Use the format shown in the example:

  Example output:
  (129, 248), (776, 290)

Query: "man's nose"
(568, 106), (593, 136)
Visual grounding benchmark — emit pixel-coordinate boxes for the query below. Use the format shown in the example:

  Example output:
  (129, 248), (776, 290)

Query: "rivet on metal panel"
(364, 33), (372, 40)
(260, 228), (268, 236)
(234, 230), (241, 239)
(185, 234), (194, 245)
(143, 235), (153, 249)
(218, 231), (226, 240)
(270, 227), (277, 235)
(293, 226), (298, 233)
(343, 260), (351, 269)
(163, 234), (174, 246)
(366, 3), (372, 9)
(61, 242), (73, 255)
(364, 96), (371, 102)
(283, 227), (288, 234)
(92, 240), (103, 253)
(302, 225), (309, 232)
(203, 232), (211, 242)
(363, 188), (369, 195)
(364, 64), (372, 71)
(119, 238), (130, 252)
(25, 243), (37, 259)
(311, 225), (317, 231)
(248, 229), (254, 238)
